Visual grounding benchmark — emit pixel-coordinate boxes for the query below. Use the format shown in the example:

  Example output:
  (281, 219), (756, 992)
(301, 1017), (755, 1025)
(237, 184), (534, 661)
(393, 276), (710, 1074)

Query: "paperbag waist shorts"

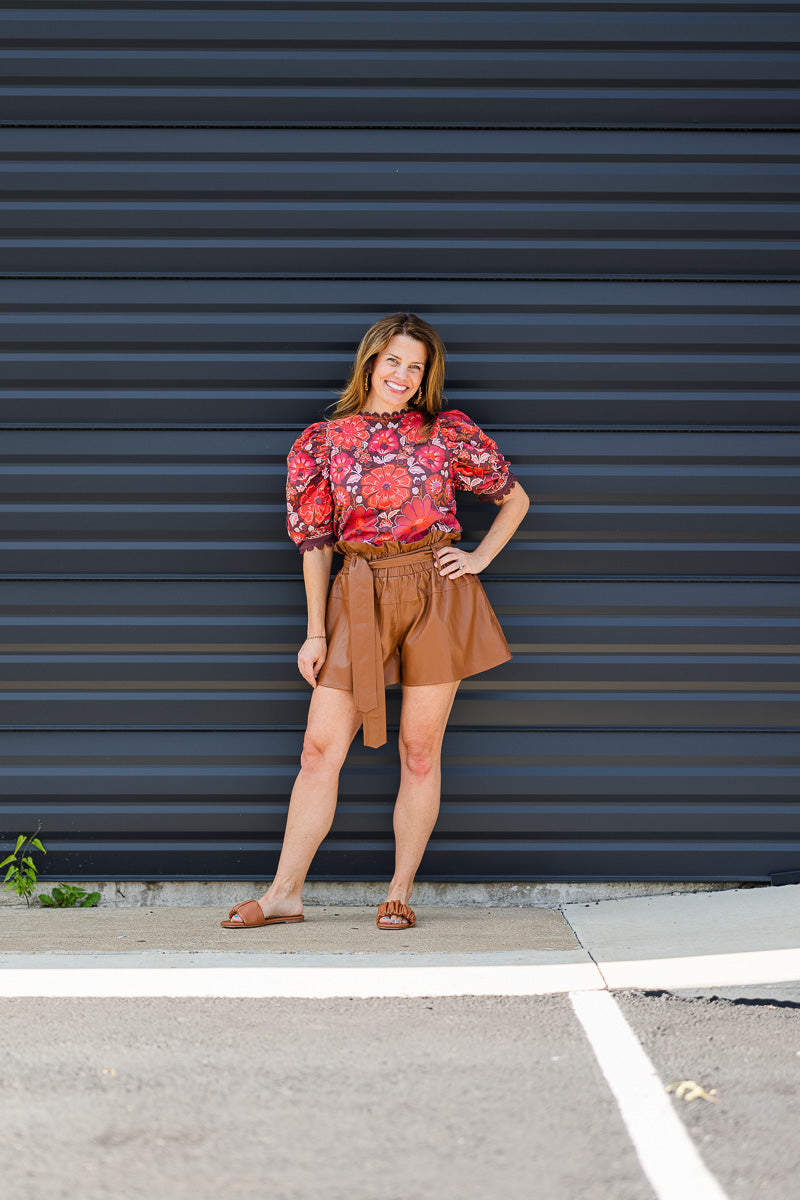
(316, 529), (511, 747)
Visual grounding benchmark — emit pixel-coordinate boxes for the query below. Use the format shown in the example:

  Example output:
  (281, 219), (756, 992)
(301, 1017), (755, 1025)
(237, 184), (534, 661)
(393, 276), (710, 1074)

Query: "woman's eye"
(385, 357), (422, 370)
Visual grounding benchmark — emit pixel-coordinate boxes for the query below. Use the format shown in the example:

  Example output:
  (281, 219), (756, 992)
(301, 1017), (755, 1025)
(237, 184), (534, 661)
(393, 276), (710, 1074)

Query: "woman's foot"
(377, 889), (414, 927)
(226, 893), (303, 924)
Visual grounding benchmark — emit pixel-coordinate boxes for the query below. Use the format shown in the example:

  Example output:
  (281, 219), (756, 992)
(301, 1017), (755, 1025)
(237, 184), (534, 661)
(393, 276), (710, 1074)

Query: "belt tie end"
(343, 542), (442, 749)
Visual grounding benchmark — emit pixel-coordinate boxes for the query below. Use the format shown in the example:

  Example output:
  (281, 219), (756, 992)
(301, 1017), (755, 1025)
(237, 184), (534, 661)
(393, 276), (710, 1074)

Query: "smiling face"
(364, 333), (428, 413)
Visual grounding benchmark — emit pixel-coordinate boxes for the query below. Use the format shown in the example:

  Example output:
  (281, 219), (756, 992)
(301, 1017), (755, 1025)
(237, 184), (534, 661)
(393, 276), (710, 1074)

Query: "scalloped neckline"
(361, 407), (415, 420)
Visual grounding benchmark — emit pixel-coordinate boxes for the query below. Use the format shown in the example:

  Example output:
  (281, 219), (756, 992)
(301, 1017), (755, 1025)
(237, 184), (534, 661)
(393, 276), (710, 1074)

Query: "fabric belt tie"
(343, 544), (442, 749)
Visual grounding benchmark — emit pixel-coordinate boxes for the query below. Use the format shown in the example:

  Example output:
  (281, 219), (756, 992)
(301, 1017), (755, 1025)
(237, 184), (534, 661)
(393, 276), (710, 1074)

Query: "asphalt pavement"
(1, 883), (798, 1199)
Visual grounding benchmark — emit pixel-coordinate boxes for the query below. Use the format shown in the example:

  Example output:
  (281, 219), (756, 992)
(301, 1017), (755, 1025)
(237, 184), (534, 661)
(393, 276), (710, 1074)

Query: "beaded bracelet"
(305, 634), (326, 640)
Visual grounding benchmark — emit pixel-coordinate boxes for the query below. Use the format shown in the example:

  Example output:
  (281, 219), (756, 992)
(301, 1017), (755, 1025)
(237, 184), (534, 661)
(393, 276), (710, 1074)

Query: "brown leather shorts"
(316, 529), (511, 747)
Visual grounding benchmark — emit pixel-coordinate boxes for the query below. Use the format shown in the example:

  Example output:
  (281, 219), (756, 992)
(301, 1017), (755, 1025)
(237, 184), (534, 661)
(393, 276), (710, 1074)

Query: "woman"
(223, 313), (529, 930)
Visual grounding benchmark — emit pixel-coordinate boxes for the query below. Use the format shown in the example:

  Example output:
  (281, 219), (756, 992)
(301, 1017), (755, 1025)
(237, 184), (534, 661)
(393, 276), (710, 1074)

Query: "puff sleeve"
(440, 410), (518, 502)
(286, 421), (336, 552)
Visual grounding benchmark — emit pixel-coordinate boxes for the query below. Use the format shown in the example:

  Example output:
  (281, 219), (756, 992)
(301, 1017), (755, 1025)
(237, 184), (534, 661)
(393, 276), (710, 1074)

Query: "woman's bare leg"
(228, 684), (361, 922)
(378, 680), (459, 926)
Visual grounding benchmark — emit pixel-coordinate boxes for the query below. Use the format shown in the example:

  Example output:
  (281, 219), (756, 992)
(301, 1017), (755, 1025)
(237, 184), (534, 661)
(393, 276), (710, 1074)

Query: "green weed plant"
(1, 823), (46, 906)
(39, 883), (101, 908)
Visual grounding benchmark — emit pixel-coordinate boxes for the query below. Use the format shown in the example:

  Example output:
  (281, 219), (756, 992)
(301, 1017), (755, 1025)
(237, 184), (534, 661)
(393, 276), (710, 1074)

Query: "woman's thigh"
(304, 683), (362, 761)
(398, 680), (460, 753)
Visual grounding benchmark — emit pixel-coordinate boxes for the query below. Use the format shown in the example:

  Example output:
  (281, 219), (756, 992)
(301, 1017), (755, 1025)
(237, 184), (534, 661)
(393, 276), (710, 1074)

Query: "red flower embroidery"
(416, 444), (445, 473)
(287, 450), (317, 487)
(394, 494), (438, 540)
(403, 411), (428, 443)
(335, 416), (370, 451)
(361, 464), (412, 510)
(368, 428), (399, 457)
(330, 452), (355, 485)
(425, 473), (447, 504)
(341, 505), (379, 541)
(333, 485), (350, 508)
(298, 484), (332, 529)
(444, 412), (476, 441)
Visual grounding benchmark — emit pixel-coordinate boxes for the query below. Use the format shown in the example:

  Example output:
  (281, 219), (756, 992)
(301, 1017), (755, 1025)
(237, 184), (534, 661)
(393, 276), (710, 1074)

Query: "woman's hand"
(297, 636), (327, 687)
(435, 546), (484, 579)
(436, 484), (530, 581)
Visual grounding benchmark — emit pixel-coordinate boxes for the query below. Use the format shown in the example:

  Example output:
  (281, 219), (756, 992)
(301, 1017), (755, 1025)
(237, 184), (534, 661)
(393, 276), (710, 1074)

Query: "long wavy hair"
(330, 313), (447, 433)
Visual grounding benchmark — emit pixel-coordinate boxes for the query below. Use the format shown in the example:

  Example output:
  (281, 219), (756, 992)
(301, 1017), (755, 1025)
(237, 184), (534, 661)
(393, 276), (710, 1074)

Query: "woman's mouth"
(385, 381), (407, 393)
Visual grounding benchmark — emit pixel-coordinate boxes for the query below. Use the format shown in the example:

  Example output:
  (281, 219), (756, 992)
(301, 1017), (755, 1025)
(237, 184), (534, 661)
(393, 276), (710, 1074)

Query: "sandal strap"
(228, 899), (263, 925)
(377, 899), (416, 926)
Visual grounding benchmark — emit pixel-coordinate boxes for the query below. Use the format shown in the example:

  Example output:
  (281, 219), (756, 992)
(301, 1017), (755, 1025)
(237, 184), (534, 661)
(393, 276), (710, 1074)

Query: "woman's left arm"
(436, 482), (530, 579)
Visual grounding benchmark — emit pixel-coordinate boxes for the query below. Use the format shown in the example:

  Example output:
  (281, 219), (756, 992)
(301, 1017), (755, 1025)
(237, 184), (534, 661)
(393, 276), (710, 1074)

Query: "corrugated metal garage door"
(1, 4), (798, 882)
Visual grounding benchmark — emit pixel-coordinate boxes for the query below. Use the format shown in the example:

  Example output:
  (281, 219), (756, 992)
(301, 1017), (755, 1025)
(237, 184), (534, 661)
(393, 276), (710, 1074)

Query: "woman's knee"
(398, 734), (439, 780)
(300, 730), (348, 775)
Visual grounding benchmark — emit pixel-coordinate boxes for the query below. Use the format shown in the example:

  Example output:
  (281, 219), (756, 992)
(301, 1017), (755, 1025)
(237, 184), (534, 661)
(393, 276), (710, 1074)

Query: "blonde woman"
(223, 313), (529, 930)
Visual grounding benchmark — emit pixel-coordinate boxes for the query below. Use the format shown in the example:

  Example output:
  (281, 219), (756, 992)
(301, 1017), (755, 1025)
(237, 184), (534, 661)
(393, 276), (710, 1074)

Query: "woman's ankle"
(386, 882), (413, 904)
(261, 879), (303, 907)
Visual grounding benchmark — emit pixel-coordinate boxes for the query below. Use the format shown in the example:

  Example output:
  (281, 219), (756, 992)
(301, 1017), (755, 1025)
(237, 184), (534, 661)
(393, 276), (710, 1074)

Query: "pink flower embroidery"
(403, 411), (428, 443)
(341, 505), (379, 541)
(425, 474), (447, 504)
(368, 428), (399, 457)
(287, 450), (317, 487)
(330, 452), (355, 485)
(393, 494), (438, 541)
(361, 464), (413, 510)
(416, 444), (445, 473)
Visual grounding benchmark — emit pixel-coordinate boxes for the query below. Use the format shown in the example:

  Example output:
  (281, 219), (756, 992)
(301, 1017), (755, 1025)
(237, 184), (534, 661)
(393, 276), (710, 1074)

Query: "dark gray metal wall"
(1, 3), (799, 882)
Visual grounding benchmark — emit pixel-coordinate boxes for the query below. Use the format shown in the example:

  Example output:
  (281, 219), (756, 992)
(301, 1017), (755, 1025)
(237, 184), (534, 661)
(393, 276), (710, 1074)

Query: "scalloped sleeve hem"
(475, 471), (519, 503)
(298, 534), (336, 554)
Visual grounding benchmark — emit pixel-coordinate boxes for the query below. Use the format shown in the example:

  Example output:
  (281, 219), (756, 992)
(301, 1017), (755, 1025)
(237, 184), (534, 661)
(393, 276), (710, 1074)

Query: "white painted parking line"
(2, 944), (797, 997)
(597, 947), (800, 991)
(0, 960), (604, 998)
(570, 990), (729, 1200)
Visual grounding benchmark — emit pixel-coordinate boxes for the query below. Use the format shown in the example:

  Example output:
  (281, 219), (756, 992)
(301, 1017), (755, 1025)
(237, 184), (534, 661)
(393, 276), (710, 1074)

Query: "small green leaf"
(39, 894), (54, 906)
(30, 839), (46, 854)
(0, 854), (14, 869)
(14, 834), (25, 853)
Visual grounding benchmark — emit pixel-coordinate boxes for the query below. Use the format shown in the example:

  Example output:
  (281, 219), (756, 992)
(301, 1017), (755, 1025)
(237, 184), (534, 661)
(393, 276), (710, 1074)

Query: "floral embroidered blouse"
(286, 407), (517, 552)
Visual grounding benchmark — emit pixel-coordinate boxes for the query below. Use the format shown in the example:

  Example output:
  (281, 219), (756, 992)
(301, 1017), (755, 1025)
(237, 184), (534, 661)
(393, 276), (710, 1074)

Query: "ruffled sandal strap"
(377, 899), (416, 927)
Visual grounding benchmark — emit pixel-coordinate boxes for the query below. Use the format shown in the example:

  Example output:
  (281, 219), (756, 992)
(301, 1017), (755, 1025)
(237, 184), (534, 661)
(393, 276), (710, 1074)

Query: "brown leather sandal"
(376, 899), (416, 929)
(221, 900), (305, 929)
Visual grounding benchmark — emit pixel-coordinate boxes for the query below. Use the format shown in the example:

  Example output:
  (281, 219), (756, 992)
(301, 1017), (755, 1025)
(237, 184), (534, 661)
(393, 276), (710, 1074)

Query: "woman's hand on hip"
(297, 637), (327, 687)
(435, 546), (484, 579)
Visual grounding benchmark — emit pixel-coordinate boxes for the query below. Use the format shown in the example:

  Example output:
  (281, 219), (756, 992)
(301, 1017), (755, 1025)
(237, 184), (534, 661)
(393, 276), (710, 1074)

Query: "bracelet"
(305, 634), (326, 640)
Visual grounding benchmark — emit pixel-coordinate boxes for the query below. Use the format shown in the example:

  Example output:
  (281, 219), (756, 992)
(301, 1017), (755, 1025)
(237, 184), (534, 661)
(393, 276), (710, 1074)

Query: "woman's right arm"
(296, 545), (334, 687)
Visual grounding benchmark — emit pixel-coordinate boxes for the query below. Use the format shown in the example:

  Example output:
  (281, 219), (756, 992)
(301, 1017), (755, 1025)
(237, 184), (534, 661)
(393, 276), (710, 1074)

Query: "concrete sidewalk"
(2, 883), (798, 998)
